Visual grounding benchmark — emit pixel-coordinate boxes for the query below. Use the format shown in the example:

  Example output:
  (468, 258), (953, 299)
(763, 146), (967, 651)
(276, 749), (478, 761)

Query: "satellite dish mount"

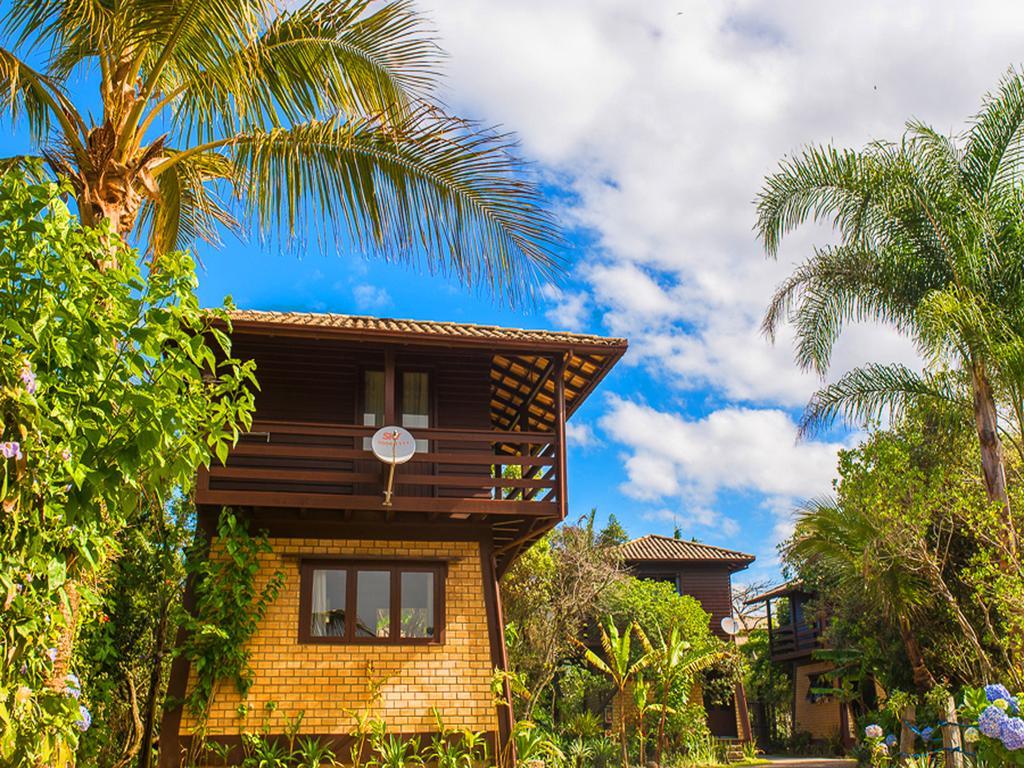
(370, 426), (416, 507)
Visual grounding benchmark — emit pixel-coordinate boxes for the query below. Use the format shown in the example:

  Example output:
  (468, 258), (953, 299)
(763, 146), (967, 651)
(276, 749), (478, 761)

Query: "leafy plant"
(241, 732), (293, 768)
(295, 736), (337, 768)
(178, 509), (285, 761)
(368, 721), (422, 768)
(579, 620), (653, 768)
(0, 169), (255, 763)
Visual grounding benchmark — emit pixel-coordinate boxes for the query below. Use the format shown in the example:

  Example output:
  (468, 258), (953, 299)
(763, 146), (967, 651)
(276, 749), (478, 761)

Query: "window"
(362, 371), (385, 450)
(401, 372), (430, 452)
(299, 561), (445, 644)
(361, 370), (431, 452)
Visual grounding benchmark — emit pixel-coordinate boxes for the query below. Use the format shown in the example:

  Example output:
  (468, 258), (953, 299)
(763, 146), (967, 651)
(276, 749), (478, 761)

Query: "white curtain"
(311, 570), (329, 636)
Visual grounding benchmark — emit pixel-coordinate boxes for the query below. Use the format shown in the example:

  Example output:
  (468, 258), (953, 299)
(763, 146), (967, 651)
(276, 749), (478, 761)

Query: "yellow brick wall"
(793, 661), (845, 741)
(180, 538), (498, 737)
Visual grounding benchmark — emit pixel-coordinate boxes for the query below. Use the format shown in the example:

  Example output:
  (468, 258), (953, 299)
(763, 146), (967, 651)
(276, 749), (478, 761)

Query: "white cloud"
(421, 0), (1024, 402)
(566, 421), (601, 449)
(352, 283), (392, 311)
(541, 284), (590, 331)
(599, 396), (847, 544)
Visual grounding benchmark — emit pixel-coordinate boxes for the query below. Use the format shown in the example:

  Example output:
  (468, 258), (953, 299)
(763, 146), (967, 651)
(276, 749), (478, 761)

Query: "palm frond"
(217, 110), (561, 305)
(167, 0), (440, 144)
(963, 67), (1024, 199)
(799, 363), (968, 437)
(756, 144), (880, 257)
(0, 47), (70, 143)
(137, 150), (240, 254)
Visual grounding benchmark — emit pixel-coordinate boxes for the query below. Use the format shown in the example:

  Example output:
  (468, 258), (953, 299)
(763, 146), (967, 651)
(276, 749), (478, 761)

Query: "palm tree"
(786, 498), (966, 768)
(580, 620), (653, 768)
(647, 623), (727, 765)
(756, 70), (1024, 555)
(786, 498), (936, 693)
(0, 0), (560, 301)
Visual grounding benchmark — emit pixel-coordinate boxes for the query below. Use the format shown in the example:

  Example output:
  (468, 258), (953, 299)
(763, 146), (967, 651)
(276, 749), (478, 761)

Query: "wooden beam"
(555, 353), (569, 520)
(384, 349), (396, 424)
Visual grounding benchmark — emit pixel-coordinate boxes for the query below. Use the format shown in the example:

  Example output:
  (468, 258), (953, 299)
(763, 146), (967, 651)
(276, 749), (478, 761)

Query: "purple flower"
(979, 705), (1008, 738)
(65, 673), (81, 699)
(1, 441), (22, 460)
(45, 647), (57, 663)
(75, 704), (91, 732)
(1000, 717), (1024, 750)
(920, 726), (934, 742)
(19, 364), (36, 394)
(60, 449), (71, 462)
(865, 724), (883, 739)
(885, 734), (897, 748)
(987, 684), (1014, 703)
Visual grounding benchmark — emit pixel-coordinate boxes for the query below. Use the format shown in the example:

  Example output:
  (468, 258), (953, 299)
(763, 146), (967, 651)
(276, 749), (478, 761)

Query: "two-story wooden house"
(745, 581), (855, 748)
(159, 311), (627, 766)
(618, 535), (755, 743)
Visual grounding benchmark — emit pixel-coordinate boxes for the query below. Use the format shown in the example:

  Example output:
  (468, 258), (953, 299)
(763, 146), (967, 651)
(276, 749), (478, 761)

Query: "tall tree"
(756, 70), (1024, 555)
(0, 0), (560, 301)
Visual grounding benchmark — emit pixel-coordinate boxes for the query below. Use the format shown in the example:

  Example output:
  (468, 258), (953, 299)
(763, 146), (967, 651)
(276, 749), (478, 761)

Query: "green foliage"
(180, 509), (284, 723)
(502, 516), (623, 719)
(0, 169), (255, 763)
(786, 406), (1024, 693)
(599, 578), (714, 653)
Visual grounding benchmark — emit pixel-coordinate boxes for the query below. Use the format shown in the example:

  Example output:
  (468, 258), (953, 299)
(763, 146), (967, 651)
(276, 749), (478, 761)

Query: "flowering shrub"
(961, 684), (1024, 765)
(0, 170), (255, 762)
(862, 724), (896, 767)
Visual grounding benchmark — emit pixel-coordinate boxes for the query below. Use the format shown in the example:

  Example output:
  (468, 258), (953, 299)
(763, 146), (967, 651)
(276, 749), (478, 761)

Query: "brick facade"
(792, 660), (850, 742)
(179, 538), (498, 738)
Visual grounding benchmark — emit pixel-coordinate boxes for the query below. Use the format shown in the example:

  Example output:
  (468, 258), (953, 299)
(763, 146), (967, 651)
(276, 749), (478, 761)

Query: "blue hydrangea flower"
(999, 717), (1024, 750)
(45, 647), (57, 663)
(987, 684), (1013, 703)
(964, 727), (980, 744)
(76, 705), (91, 732)
(979, 705), (1009, 738)
(920, 726), (934, 742)
(885, 734), (898, 747)
(65, 673), (81, 699)
(864, 724), (883, 740)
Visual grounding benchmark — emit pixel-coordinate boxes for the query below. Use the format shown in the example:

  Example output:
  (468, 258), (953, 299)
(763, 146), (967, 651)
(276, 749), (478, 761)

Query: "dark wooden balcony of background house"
(768, 620), (822, 662)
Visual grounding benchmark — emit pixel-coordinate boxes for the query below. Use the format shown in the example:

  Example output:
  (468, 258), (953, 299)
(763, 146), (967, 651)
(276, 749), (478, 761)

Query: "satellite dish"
(720, 616), (741, 636)
(371, 426), (416, 465)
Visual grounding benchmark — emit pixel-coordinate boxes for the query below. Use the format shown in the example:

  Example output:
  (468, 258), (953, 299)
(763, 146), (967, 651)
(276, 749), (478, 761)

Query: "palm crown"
(0, 0), (561, 302)
(756, 70), (1024, 543)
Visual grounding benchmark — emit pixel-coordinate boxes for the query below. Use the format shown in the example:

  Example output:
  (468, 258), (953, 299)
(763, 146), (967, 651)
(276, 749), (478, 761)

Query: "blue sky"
(6, 1), (1024, 585)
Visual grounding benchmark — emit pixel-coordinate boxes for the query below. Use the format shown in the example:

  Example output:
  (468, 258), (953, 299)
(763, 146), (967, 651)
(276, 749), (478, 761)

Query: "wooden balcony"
(196, 419), (565, 520)
(768, 621), (821, 661)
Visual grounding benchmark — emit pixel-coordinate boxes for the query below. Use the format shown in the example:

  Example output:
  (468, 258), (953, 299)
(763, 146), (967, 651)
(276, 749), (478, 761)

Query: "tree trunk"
(899, 704), (916, 767)
(939, 692), (963, 768)
(971, 364), (1016, 557)
(137, 600), (169, 768)
(896, 616), (935, 693)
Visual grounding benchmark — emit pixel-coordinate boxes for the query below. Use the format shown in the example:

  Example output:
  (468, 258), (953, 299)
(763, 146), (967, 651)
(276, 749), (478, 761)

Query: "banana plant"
(579, 619), (653, 768)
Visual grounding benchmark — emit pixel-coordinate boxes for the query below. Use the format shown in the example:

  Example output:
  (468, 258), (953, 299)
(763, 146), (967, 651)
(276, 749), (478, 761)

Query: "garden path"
(761, 757), (857, 767)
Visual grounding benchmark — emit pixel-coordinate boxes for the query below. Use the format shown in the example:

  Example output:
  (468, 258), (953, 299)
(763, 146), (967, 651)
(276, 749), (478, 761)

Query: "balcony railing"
(769, 621), (821, 661)
(196, 419), (563, 518)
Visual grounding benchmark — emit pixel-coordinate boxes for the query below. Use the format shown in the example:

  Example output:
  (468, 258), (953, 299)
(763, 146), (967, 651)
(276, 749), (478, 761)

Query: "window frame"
(298, 559), (447, 645)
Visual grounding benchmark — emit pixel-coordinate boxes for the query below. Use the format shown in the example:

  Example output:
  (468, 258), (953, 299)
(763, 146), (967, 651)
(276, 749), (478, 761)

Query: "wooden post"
(899, 704), (916, 767)
(555, 354), (568, 518)
(941, 693), (964, 768)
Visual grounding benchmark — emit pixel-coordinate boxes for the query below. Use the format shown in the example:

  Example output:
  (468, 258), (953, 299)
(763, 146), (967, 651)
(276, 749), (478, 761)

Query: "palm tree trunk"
(971, 364), (1016, 556)
(896, 616), (935, 693)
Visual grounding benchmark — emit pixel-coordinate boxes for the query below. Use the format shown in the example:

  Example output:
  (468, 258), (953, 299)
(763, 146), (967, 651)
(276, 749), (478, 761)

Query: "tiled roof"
(224, 310), (627, 350)
(744, 580), (808, 605)
(618, 534), (755, 565)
